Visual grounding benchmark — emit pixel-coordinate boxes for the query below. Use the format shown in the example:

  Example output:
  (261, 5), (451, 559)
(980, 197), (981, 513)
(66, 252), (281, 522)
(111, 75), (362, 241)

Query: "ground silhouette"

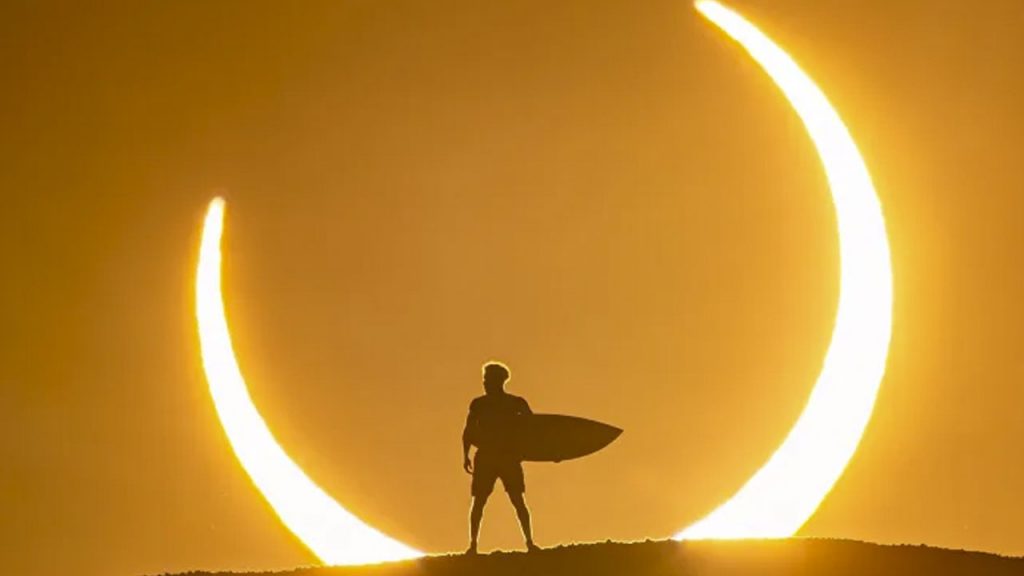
(159, 538), (1024, 576)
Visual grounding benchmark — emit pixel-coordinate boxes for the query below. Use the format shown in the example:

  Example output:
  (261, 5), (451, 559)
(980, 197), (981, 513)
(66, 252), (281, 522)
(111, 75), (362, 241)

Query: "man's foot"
(526, 541), (541, 553)
(465, 542), (479, 556)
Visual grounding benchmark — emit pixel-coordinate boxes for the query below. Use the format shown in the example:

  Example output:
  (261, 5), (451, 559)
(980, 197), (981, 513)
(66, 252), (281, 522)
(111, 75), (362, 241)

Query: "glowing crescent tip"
(196, 197), (422, 564)
(677, 2), (893, 539)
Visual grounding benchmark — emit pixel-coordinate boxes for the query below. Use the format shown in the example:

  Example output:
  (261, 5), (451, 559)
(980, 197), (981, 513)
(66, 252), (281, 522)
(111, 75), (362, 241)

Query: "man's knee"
(508, 492), (527, 509)
(472, 493), (491, 509)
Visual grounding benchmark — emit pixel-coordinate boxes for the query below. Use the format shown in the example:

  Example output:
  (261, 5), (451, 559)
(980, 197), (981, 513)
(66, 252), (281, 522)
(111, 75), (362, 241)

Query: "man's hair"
(482, 361), (511, 384)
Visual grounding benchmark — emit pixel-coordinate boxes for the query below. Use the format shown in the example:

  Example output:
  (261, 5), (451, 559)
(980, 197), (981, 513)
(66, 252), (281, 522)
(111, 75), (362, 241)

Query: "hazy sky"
(2, 1), (1023, 575)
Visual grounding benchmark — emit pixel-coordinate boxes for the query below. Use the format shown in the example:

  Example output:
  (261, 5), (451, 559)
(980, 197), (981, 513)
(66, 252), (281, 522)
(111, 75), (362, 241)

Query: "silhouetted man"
(462, 361), (539, 554)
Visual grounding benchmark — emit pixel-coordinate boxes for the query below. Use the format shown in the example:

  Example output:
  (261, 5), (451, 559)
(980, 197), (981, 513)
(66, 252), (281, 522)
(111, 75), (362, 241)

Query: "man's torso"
(469, 393), (530, 458)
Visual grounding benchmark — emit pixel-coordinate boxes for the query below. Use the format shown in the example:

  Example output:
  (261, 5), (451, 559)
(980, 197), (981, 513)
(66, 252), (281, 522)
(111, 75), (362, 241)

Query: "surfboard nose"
(518, 414), (623, 463)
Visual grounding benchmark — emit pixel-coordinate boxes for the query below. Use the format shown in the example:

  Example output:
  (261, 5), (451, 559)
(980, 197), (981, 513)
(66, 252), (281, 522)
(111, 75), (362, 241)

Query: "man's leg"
(468, 454), (496, 555)
(508, 492), (537, 551)
(467, 493), (489, 554)
(501, 460), (537, 551)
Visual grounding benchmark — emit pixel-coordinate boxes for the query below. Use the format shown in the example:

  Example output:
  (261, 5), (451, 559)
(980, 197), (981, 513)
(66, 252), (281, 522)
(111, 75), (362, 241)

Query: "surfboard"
(517, 414), (622, 463)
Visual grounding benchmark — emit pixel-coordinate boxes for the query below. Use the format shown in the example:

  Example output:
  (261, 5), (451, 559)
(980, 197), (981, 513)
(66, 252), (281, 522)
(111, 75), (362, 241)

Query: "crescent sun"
(193, 0), (892, 565)
(675, 1), (892, 539)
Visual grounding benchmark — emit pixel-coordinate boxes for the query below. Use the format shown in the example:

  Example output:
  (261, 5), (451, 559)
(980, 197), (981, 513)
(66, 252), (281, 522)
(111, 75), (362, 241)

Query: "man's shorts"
(471, 451), (525, 497)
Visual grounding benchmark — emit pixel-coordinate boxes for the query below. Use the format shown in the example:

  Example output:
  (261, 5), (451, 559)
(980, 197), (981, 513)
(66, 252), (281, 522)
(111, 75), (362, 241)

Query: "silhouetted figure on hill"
(462, 361), (539, 555)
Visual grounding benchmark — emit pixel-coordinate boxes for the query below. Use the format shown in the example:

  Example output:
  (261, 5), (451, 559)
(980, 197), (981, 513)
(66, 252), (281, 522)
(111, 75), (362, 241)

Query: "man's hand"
(463, 455), (473, 475)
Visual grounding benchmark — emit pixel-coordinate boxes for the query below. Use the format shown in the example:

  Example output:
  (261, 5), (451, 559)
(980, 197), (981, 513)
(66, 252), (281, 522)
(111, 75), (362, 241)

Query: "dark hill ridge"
(165, 539), (1024, 576)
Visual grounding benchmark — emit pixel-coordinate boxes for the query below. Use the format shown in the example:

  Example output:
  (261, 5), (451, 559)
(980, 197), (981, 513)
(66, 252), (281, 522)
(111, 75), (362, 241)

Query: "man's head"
(482, 361), (510, 394)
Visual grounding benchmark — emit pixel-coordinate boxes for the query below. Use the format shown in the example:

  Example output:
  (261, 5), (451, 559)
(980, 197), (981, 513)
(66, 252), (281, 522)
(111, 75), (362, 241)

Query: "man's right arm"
(462, 403), (476, 474)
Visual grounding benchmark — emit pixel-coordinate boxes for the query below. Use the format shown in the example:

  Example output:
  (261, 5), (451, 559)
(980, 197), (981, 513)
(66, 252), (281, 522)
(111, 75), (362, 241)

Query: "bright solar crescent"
(193, 0), (892, 564)
(195, 199), (422, 565)
(675, 0), (892, 539)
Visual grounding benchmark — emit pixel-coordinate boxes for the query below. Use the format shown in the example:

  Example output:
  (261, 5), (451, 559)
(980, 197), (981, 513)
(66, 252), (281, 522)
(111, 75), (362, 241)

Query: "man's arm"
(462, 404), (476, 474)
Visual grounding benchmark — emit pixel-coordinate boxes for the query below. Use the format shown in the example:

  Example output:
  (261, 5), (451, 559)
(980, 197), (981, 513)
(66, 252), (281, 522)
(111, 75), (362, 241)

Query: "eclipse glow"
(676, 1), (892, 539)
(196, 198), (422, 564)
(193, 0), (892, 564)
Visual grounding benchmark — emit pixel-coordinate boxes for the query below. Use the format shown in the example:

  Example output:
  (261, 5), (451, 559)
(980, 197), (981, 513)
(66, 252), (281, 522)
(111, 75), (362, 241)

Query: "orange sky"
(2, 1), (1023, 575)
